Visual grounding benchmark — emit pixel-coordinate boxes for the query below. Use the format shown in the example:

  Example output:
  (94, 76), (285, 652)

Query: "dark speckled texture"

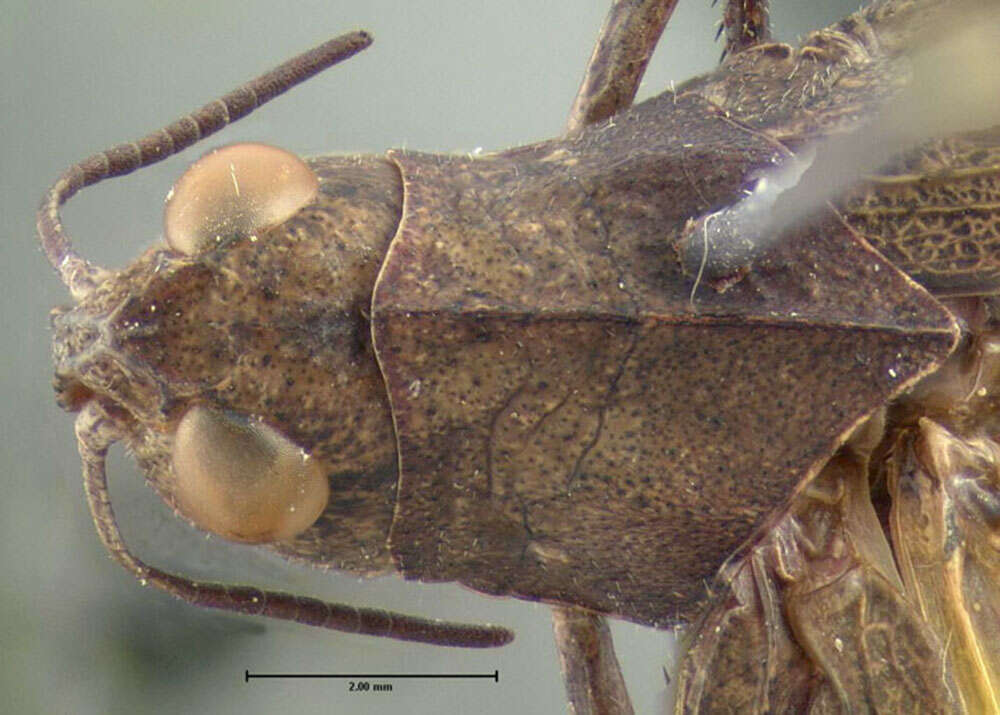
(12, 2), (879, 713)
(373, 86), (957, 626)
(53, 156), (405, 575)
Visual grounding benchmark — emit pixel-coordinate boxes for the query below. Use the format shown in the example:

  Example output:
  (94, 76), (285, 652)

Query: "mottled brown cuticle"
(53, 155), (405, 574)
(371, 90), (956, 626)
(44, 4), (1000, 691)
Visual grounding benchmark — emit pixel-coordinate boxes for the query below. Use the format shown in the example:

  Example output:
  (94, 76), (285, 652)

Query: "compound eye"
(163, 143), (318, 255)
(171, 405), (329, 543)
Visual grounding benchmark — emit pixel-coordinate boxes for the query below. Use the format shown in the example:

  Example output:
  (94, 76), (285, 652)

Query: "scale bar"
(246, 670), (499, 682)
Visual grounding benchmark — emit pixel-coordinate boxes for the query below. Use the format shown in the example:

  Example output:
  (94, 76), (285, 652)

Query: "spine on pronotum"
(36, 31), (512, 649)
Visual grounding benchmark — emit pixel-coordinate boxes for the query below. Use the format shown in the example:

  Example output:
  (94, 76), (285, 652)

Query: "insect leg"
(720, 1), (770, 60)
(565, 0), (679, 133)
(74, 400), (513, 648)
(551, 606), (634, 715)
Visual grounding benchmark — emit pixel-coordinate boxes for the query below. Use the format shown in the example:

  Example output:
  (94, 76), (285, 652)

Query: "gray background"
(3, 1), (856, 713)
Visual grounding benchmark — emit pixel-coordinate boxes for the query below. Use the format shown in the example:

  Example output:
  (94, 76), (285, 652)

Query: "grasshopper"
(34, 0), (1000, 712)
